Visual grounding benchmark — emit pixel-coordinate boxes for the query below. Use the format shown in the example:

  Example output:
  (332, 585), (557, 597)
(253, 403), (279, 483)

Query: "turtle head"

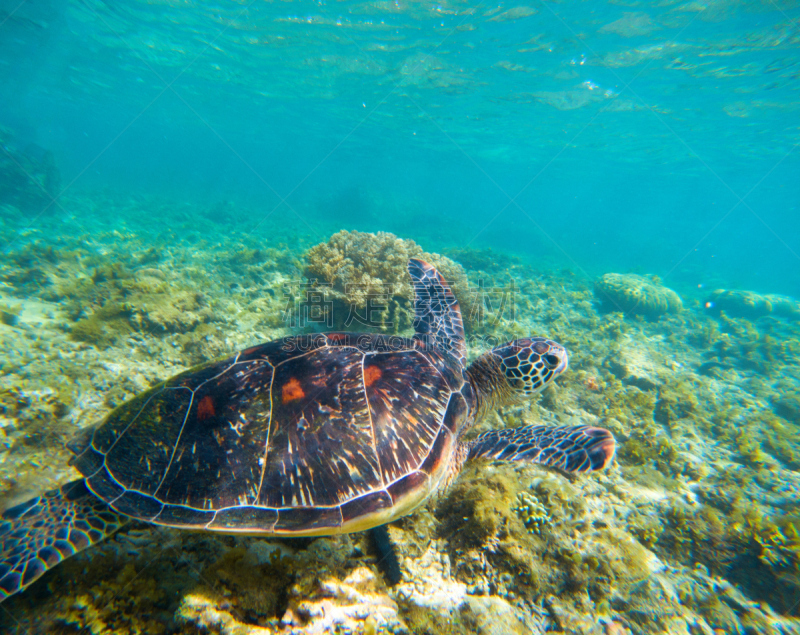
(467, 337), (568, 414)
(491, 338), (568, 396)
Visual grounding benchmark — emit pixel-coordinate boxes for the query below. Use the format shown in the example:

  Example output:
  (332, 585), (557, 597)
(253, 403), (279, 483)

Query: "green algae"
(204, 546), (291, 619)
(654, 378), (699, 427)
(773, 391), (800, 422)
(435, 463), (521, 552)
(628, 513), (664, 549)
(762, 416), (800, 469)
(70, 302), (133, 348)
(3, 216), (800, 632)
(28, 542), (183, 635)
(688, 318), (720, 349)
(435, 460), (663, 617)
(0, 303), (21, 326)
(661, 505), (736, 575)
(0, 385), (71, 450)
(400, 603), (480, 635)
(0, 386), (28, 415)
(596, 311), (628, 342)
(698, 312), (794, 377)
(618, 423), (681, 477)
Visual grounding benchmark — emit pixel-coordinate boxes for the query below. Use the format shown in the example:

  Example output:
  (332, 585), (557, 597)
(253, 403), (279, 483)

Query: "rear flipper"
(368, 525), (402, 586)
(467, 424), (616, 473)
(0, 479), (126, 602)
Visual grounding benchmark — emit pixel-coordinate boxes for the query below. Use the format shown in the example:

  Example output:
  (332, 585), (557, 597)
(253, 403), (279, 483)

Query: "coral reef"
(706, 288), (800, 319)
(0, 125), (60, 214)
(1, 197), (800, 634)
(604, 339), (664, 391)
(59, 265), (215, 345)
(443, 246), (521, 273)
(594, 273), (682, 317)
(177, 537), (403, 635)
(302, 230), (480, 331)
(512, 491), (550, 534)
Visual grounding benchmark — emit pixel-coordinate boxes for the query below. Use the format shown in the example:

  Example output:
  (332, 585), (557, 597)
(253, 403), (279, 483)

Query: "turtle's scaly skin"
(0, 481), (126, 600)
(467, 424), (616, 472)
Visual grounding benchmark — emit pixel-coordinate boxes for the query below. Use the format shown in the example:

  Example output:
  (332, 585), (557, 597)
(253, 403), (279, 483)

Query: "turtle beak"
(558, 346), (569, 374)
(550, 344), (569, 376)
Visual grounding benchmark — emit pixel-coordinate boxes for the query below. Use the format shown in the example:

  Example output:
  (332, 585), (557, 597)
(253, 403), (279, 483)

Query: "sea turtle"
(0, 259), (615, 601)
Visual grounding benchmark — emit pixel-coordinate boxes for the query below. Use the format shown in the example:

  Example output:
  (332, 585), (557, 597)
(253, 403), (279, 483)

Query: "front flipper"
(0, 479), (127, 602)
(408, 258), (466, 366)
(467, 424), (616, 473)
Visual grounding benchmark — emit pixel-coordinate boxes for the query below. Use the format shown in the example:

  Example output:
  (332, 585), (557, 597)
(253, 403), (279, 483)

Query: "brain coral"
(706, 289), (800, 319)
(594, 273), (682, 317)
(303, 230), (479, 331)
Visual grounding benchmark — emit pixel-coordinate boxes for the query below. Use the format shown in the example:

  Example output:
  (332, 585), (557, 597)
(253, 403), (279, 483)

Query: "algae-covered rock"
(0, 125), (60, 214)
(69, 302), (133, 348)
(64, 264), (215, 347)
(303, 230), (480, 331)
(178, 541), (402, 635)
(705, 288), (800, 319)
(594, 273), (682, 317)
(131, 288), (212, 333)
(773, 392), (800, 423)
(0, 302), (21, 326)
(605, 340), (663, 391)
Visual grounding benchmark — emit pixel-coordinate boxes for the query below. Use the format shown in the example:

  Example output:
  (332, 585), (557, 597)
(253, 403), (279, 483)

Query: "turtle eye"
(543, 354), (561, 369)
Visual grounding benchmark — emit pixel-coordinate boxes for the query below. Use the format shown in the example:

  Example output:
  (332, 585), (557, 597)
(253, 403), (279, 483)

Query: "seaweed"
(0, 303), (21, 326)
(773, 391), (800, 423)
(69, 302), (133, 349)
(628, 514), (663, 548)
(688, 319), (719, 349)
(762, 417), (800, 469)
(204, 546), (292, 619)
(400, 603), (480, 635)
(0, 385), (72, 450)
(617, 423), (681, 477)
(653, 379), (698, 428)
(435, 463), (519, 552)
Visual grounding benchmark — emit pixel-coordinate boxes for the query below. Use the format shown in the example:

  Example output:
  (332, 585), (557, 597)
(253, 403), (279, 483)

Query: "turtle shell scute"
(67, 334), (473, 533)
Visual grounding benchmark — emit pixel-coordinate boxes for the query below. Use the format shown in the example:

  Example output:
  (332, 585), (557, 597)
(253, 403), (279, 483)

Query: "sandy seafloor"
(1, 192), (800, 635)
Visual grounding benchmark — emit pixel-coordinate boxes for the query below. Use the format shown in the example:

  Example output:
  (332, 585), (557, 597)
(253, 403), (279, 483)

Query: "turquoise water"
(3, 0), (799, 291)
(2, 1), (800, 633)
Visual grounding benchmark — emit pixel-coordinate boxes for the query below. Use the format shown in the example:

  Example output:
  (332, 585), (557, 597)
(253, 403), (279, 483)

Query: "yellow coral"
(513, 491), (550, 534)
(303, 230), (480, 331)
(594, 273), (682, 317)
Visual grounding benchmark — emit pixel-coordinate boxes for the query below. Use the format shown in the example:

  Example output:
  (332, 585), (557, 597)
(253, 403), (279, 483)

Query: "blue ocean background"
(3, 1), (800, 632)
(2, 0), (798, 295)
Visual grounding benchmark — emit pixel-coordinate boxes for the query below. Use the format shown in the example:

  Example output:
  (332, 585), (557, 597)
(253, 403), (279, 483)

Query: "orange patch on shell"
(197, 395), (216, 420)
(364, 365), (382, 387)
(282, 378), (305, 402)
